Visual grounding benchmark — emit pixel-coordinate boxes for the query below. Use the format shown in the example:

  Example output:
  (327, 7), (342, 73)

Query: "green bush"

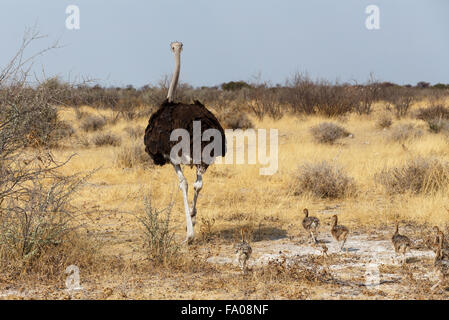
(221, 81), (252, 91)
(139, 196), (180, 265)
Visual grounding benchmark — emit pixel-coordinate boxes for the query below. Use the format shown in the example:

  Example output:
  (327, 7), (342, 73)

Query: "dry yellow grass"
(4, 101), (449, 299)
(55, 103), (449, 234)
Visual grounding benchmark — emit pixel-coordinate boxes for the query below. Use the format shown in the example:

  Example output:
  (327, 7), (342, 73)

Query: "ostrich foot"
(183, 234), (195, 245)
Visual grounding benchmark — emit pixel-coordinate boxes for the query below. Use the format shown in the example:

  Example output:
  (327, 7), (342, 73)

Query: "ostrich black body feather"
(144, 99), (226, 169)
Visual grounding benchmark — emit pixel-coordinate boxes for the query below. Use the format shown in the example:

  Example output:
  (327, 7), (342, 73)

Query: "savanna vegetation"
(1, 32), (449, 299)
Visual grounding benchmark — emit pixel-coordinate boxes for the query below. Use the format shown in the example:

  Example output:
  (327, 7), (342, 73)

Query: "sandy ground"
(1, 222), (446, 300)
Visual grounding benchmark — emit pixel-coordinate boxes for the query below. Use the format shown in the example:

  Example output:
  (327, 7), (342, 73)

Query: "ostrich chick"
(391, 223), (411, 265)
(234, 228), (252, 274)
(432, 227), (449, 260)
(432, 235), (449, 291)
(432, 227), (449, 252)
(302, 208), (320, 244)
(331, 215), (349, 252)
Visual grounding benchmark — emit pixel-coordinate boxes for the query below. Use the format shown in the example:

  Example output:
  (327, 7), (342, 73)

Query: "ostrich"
(391, 223), (411, 265)
(432, 227), (449, 260)
(234, 228), (252, 274)
(144, 42), (226, 244)
(432, 233), (449, 291)
(330, 215), (349, 252)
(432, 226), (449, 256)
(302, 208), (320, 244)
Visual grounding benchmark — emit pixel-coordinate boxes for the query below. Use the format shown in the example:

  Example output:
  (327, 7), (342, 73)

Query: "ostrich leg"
(190, 166), (204, 227)
(310, 231), (316, 244)
(173, 164), (194, 244)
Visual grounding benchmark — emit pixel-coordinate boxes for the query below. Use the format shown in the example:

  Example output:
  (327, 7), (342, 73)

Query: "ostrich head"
(167, 41), (183, 102)
(170, 41), (183, 53)
(331, 215), (338, 226)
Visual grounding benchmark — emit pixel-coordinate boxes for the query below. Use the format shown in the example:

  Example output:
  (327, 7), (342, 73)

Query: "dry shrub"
(247, 85), (283, 120)
(385, 89), (415, 118)
(220, 111), (254, 130)
(0, 169), (97, 277)
(92, 132), (121, 147)
(0, 233), (100, 282)
(375, 157), (449, 194)
(415, 105), (449, 134)
(376, 113), (393, 129)
(426, 118), (449, 134)
(115, 144), (152, 168)
(0, 29), (100, 279)
(389, 123), (423, 142)
(138, 196), (180, 265)
(285, 73), (358, 117)
(124, 125), (145, 139)
(292, 160), (356, 199)
(80, 115), (106, 132)
(313, 85), (358, 117)
(0, 87), (62, 148)
(416, 105), (449, 122)
(310, 122), (351, 144)
(354, 77), (382, 115)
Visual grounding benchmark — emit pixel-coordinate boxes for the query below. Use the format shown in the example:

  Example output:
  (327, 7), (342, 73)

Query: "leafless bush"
(138, 196), (180, 265)
(0, 29), (97, 276)
(0, 171), (86, 260)
(310, 122), (351, 144)
(115, 144), (153, 168)
(80, 115), (106, 132)
(416, 105), (449, 122)
(0, 87), (63, 148)
(0, 29), (67, 202)
(413, 105), (449, 134)
(375, 157), (449, 194)
(292, 161), (356, 199)
(314, 85), (358, 117)
(92, 132), (121, 147)
(354, 76), (382, 115)
(389, 123), (423, 142)
(388, 90), (415, 118)
(247, 85), (283, 120)
(285, 74), (357, 117)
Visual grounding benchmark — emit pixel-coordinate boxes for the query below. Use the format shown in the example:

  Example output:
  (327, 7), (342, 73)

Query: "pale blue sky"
(0, 0), (448, 87)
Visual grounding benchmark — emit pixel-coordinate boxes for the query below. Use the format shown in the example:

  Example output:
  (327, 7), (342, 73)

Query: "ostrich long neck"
(167, 49), (181, 102)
